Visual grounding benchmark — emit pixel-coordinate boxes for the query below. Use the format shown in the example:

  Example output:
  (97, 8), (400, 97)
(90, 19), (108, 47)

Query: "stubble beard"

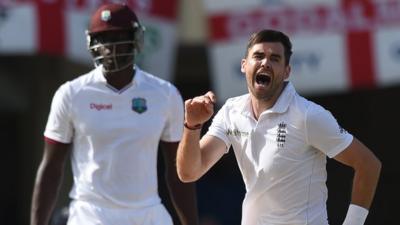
(249, 83), (274, 102)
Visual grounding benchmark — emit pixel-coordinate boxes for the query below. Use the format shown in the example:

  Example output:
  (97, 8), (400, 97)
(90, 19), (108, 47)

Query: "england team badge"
(131, 97), (147, 114)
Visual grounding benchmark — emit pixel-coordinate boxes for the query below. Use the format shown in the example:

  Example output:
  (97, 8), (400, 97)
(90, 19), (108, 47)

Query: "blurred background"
(1, 0), (399, 224)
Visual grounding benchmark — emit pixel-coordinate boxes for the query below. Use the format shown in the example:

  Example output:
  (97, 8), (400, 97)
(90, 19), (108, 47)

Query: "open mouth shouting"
(255, 72), (272, 87)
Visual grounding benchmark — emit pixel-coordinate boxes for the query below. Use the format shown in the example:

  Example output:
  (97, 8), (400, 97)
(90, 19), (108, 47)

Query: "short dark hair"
(245, 29), (293, 65)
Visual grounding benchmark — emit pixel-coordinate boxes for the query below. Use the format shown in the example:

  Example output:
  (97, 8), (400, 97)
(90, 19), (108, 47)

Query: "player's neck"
(103, 67), (135, 90)
(251, 82), (287, 120)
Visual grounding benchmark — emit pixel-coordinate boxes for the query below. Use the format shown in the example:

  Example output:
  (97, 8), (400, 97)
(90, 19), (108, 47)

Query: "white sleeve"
(306, 104), (353, 158)
(206, 103), (231, 150)
(160, 85), (184, 142)
(43, 83), (74, 144)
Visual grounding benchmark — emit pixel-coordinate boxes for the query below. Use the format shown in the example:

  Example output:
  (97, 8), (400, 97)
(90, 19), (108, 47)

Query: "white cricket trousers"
(67, 200), (173, 225)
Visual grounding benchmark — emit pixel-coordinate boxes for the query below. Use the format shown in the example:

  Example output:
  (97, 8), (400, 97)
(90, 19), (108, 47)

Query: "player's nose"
(260, 58), (271, 69)
(99, 45), (112, 56)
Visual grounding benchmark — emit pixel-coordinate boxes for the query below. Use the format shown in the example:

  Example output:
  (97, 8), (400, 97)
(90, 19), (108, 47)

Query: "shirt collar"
(95, 64), (143, 88)
(266, 81), (295, 114)
(131, 65), (143, 87)
(239, 94), (253, 117)
(240, 81), (296, 116)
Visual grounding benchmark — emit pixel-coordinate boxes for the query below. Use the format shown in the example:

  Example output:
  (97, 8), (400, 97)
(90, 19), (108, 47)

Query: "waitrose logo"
(226, 128), (249, 137)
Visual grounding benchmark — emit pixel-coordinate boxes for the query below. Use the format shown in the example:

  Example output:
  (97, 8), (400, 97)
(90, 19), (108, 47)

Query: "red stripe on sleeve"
(44, 136), (69, 145)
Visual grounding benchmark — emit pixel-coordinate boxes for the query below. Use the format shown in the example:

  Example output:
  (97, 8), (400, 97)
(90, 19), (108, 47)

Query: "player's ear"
(241, 58), (246, 73)
(284, 65), (291, 80)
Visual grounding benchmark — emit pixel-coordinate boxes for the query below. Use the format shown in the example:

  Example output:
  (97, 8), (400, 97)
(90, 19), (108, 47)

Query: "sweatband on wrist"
(184, 122), (202, 130)
(342, 204), (369, 225)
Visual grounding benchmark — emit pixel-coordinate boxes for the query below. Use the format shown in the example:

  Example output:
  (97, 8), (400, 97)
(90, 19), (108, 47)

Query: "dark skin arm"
(30, 141), (70, 225)
(160, 141), (199, 225)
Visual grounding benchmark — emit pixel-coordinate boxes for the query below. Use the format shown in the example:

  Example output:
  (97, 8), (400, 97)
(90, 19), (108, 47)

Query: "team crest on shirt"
(277, 122), (287, 148)
(131, 97), (147, 114)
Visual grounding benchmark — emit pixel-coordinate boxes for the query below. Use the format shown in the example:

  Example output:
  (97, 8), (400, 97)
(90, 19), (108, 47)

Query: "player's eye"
(91, 37), (103, 45)
(271, 55), (283, 63)
(271, 56), (279, 62)
(253, 54), (264, 60)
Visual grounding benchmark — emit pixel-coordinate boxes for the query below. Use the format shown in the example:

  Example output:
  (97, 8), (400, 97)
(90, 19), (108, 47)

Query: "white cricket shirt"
(207, 82), (353, 225)
(44, 66), (184, 209)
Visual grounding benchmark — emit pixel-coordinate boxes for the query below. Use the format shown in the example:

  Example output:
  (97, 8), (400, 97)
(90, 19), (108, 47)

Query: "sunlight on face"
(241, 42), (291, 102)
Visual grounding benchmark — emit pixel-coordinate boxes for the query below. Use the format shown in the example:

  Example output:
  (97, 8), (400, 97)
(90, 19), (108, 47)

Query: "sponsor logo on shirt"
(132, 97), (147, 114)
(226, 128), (249, 137)
(90, 103), (112, 111)
(277, 122), (287, 148)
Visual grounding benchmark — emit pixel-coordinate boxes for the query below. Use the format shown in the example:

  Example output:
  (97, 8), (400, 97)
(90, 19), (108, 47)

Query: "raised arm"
(176, 91), (227, 183)
(30, 140), (70, 225)
(333, 137), (381, 224)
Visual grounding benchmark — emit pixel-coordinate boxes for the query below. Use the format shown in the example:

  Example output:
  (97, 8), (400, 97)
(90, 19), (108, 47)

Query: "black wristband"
(184, 122), (202, 130)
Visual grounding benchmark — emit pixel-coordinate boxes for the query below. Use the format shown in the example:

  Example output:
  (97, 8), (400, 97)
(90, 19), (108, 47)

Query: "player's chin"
(103, 64), (116, 71)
